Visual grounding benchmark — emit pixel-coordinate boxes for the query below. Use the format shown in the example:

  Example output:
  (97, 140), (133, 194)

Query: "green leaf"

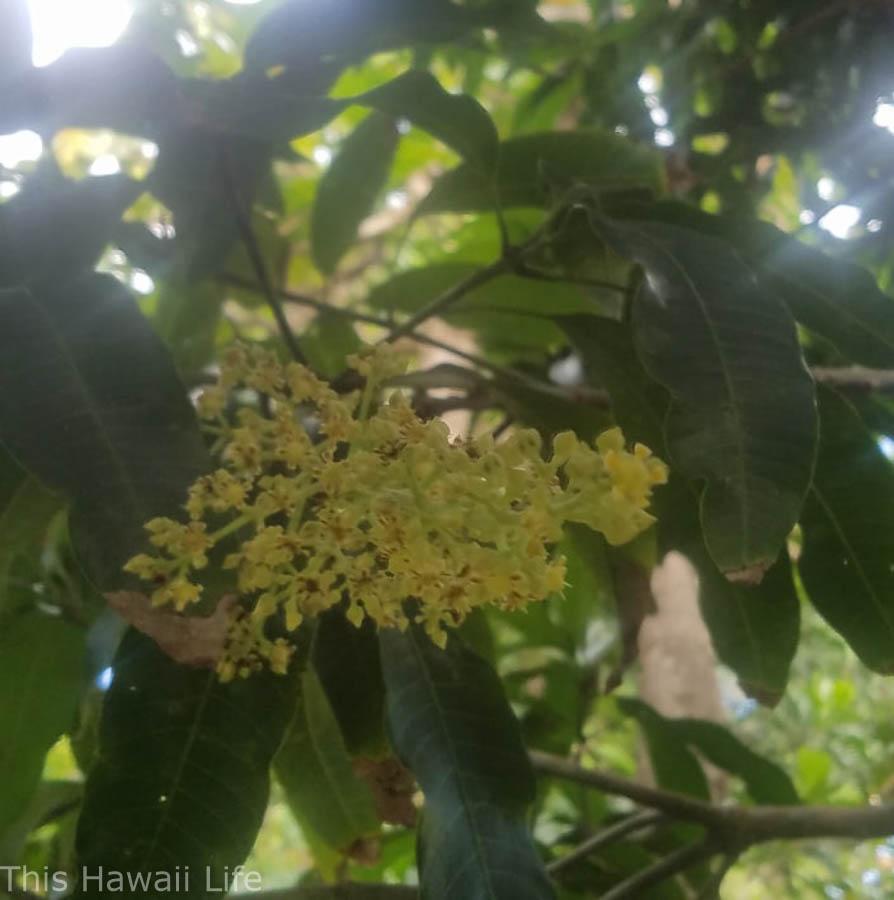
(359, 69), (499, 173)
(0, 453), (63, 620)
(563, 314), (799, 703)
(300, 310), (364, 379)
(275, 669), (379, 870)
(244, 0), (476, 74)
(381, 628), (554, 900)
(619, 699), (800, 805)
(616, 699), (710, 800)
(0, 611), (85, 832)
(0, 170), (141, 287)
(799, 388), (894, 672)
(0, 274), (210, 586)
(421, 131), (663, 214)
(618, 201), (894, 369)
(311, 112), (400, 274)
(691, 546), (800, 707)
(74, 630), (296, 896)
(152, 277), (225, 377)
(313, 609), (388, 757)
(591, 216), (817, 578)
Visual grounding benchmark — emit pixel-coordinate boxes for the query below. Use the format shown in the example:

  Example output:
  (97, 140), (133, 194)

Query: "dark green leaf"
(313, 610), (388, 757)
(421, 131), (663, 214)
(152, 277), (224, 376)
(618, 201), (894, 369)
(800, 388), (894, 672)
(381, 628), (554, 900)
(0, 611), (85, 831)
(0, 170), (141, 287)
(360, 70), (499, 173)
(616, 699), (710, 800)
(0, 274), (210, 586)
(74, 630), (296, 897)
(591, 216), (817, 578)
(275, 669), (379, 868)
(619, 699), (800, 805)
(311, 112), (399, 274)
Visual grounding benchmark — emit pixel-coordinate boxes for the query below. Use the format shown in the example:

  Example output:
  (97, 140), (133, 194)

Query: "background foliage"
(4, 0), (894, 898)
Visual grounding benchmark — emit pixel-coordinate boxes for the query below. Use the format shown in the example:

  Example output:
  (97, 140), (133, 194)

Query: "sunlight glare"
(28, 0), (134, 67)
(819, 204), (861, 240)
(0, 130), (43, 168)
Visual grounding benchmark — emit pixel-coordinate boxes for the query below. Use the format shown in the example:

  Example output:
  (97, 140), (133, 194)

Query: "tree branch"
(220, 149), (307, 365)
(531, 751), (894, 847)
(811, 365), (894, 392)
(547, 810), (665, 875)
(599, 839), (716, 900)
(255, 886), (417, 900)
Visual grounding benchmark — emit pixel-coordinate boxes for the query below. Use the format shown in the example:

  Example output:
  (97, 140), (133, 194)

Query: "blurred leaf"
(313, 610), (387, 757)
(0, 454), (62, 620)
(75, 630), (296, 896)
(360, 69), (499, 173)
(619, 699), (800, 804)
(591, 216), (817, 579)
(275, 668), (379, 873)
(0, 44), (179, 137)
(152, 277), (224, 376)
(421, 131), (663, 214)
(0, 611), (85, 832)
(0, 274), (209, 586)
(244, 0), (476, 74)
(0, 170), (141, 287)
(300, 311), (363, 380)
(311, 112), (399, 274)
(381, 627), (554, 900)
(799, 388), (894, 673)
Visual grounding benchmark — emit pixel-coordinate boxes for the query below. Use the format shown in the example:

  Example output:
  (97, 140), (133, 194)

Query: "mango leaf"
(244, 0), (477, 74)
(0, 611), (85, 832)
(381, 627), (555, 900)
(616, 699), (710, 800)
(0, 452), (63, 620)
(616, 200), (894, 369)
(421, 131), (663, 214)
(313, 609), (388, 757)
(0, 274), (210, 587)
(799, 388), (894, 672)
(0, 170), (141, 287)
(275, 669), (379, 872)
(590, 216), (817, 579)
(74, 630), (296, 896)
(311, 112), (400, 274)
(563, 314), (799, 703)
(360, 70), (499, 173)
(619, 699), (799, 805)
(152, 277), (225, 377)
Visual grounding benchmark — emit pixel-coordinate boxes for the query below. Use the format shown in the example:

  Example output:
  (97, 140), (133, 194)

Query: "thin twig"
(598, 839), (716, 900)
(219, 148), (307, 365)
(812, 365), (894, 392)
(547, 810), (665, 875)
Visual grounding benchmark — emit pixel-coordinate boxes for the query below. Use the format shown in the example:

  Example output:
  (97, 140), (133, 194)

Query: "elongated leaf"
(0, 453), (62, 620)
(360, 70), (499, 173)
(75, 630), (296, 896)
(313, 610), (388, 756)
(0, 275), (210, 586)
(381, 628), (554, 900)
(421, 131), (663, 214)
(800, 388), (894, 672)
(275, 669), (379, 869)
(617, 200), (894, 369)
(563, 315), (799, 703)
(312, 112), (400, 274)
(591, 216), (817, 579)
(0, 611), (85, 831)
(619, 699), (799, 805)
(0, 171), (141, 287)
(244, 0), (475, 73)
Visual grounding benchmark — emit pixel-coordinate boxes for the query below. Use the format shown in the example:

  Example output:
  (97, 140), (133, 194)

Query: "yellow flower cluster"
(124, 344), (667, 680)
